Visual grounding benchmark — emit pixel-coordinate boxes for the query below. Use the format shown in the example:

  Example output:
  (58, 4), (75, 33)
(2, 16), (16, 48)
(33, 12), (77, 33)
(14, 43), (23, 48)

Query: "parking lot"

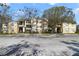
(0, 34), (79, 56)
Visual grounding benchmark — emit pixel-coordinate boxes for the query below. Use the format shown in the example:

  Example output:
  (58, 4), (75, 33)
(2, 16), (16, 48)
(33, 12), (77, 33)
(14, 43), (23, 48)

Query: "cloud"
(73, 8), (79, 14)
(48, 3), (56, 5)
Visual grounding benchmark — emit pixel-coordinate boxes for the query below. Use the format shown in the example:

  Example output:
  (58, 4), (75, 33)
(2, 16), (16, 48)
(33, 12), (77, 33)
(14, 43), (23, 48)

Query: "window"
(26, 25), (31, 28)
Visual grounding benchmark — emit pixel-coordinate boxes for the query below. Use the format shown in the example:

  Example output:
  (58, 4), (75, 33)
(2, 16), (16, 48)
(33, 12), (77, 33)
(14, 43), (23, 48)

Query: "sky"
(7, 3), (79, 24)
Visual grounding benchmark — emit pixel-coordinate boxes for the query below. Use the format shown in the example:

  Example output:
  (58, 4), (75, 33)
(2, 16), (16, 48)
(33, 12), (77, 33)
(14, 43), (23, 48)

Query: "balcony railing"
(26, 28), (31, 30)
(18, 25), (24, 27)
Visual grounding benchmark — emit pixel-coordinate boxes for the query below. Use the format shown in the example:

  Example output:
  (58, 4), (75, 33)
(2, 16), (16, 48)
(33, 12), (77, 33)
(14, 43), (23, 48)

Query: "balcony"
(37, 23), (42, 26)
(18, 25), (24, 27)
(25, 23), (31, 25)
(26, 28), (31, 30)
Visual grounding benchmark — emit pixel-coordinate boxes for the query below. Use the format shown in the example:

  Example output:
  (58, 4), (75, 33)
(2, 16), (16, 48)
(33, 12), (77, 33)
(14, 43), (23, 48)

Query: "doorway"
(57, 27), (61, 33)
(19, 27), (23, 33)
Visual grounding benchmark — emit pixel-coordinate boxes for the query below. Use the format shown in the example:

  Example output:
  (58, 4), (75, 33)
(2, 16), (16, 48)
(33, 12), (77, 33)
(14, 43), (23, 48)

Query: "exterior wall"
(3, 20), (76, 34)
(55, 24), (62, 33)
(17, 20), (25, 33)
(2, 24), (8, 33)
(25, 20), (31, 32)
(37, 20), (42, 33)
(18, 20), (31, 33)
(8, 22), (19, 34)
(62, 23), (76, 33)
(31, 19), (37, 32)
(2, 18), (48, 34)
(42, 18), (48, 32)
(31, 18), (48, 33)
(31, 18), (47, 33)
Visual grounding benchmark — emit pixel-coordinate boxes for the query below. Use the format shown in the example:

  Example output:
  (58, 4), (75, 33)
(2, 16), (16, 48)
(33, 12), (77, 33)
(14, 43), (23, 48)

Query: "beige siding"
(62, 23), (76, 33)
(8, 22), (19, 34)
(2, 24), (8, 33)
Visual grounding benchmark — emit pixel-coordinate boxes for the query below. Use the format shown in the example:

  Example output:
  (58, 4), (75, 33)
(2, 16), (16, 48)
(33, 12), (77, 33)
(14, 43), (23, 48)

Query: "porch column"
(55, 27), (57, 33)
(23, 27), (25, 32)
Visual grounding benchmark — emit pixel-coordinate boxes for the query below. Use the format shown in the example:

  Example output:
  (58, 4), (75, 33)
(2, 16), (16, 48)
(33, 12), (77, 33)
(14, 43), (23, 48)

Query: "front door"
(19, 27), (23, 33)
(57, 27), (61, 33)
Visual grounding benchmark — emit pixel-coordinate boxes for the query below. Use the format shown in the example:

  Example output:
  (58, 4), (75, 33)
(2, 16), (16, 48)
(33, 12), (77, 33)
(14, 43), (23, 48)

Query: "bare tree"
(0, 3), (12, 32)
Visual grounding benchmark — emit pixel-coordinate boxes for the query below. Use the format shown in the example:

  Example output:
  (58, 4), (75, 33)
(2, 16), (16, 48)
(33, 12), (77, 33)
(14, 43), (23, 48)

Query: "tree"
(0, 3), (12, 32)
(17, 7), (39, 33)
(18, 7), (39, 20)
(0, 3), (11, 24)
(42, 6), (76, 32)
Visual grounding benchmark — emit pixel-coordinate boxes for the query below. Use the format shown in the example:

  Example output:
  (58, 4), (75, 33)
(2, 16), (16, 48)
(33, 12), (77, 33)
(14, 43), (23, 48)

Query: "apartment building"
(62, 23), (76, 33)
(17, 19), (31, 33)
(31, 18), (48, 33)
(2, 22), (18, 34)
(2, 24), (8, 33)
(42, 18), (48, 33)
(8, 22), (19, 34)
(31, 18), (43, 33)
(17, 19), (25, 33)
(54, 23), (76, 33)
(17, 18), (48, 33)
(25, 19), (31, 33)
(31, 18), (37, 32)
(2, 18), (76, 34)
(37, 19), (43, 33)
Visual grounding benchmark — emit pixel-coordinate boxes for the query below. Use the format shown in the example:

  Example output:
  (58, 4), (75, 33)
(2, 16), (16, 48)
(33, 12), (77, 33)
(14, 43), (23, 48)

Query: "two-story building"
(17, 18), (48, 33)
(54, 23), (76, 33)
(8, 22), (19, 34)
(31, 18), (48, 33)
(2, 18), (76, 34)
(17, 19), (31, 33)
(2, 22), (18, 34)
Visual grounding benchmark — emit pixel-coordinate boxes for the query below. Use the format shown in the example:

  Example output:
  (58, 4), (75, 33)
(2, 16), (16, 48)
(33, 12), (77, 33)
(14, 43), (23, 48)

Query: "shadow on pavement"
(61, 41), (79, 56)
(0, 41), (40, 56)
